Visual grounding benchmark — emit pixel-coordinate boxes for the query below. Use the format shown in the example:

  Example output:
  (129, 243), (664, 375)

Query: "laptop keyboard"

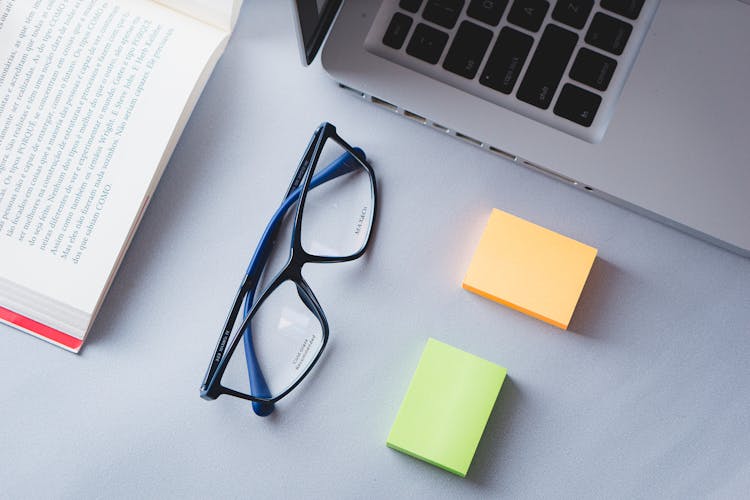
(364, 0), (658, 142)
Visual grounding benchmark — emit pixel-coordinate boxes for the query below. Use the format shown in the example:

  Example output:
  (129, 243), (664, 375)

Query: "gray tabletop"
(2, 2), (749, 499)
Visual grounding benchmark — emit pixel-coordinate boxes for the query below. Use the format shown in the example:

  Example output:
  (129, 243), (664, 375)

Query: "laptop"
(293, 0), (750, 257)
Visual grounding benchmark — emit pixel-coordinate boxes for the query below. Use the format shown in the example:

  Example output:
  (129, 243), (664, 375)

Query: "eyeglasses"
(200, 122), (377, 416)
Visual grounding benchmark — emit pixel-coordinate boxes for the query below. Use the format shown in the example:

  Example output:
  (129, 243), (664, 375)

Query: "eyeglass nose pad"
(335, 147), (366, 176)
(252, 400), (275, 417)
(352, 146), (366, 162)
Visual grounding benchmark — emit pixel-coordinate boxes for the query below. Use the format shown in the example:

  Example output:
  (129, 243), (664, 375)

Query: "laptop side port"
(403, 109), (427, 124)
(488, 146), (516, 162)
(455, 132), (482, 147)
(431, 122), (450, 133)
(521, 159), (577, 185)
(338, 83), (367, 99)
(371, 95), (398, 112)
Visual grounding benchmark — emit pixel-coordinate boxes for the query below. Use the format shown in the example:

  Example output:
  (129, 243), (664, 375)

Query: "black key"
(552, 0), (594, 30)
(600, 0), (645, 20)
(423, 0), (465, 29)
(507, 0), (550, 32)
(585, 13), (632, 55)
(554, 83), (601, 126)
(443, 21), (493, 78)
(406, 23), (450, 64)
(383, 13), (414, 50)
(399, 0), (424, 13)
(517, 24), (578, 109)
(467, 0), (509, 26)
(569, 48), (617, 91)
(480, 27), (533, 94)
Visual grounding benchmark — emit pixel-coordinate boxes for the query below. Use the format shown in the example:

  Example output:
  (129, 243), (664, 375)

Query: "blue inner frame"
(239, 147), (365, 416)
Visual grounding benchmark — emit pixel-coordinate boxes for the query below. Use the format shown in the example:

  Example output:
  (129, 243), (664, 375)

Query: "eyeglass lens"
(222, 280), (324, 399)
(300, 137), (375, 259)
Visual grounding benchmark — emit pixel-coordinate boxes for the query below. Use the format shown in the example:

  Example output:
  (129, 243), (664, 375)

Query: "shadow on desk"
(470, 377), (522, 485)
(568, 258), (624, 337)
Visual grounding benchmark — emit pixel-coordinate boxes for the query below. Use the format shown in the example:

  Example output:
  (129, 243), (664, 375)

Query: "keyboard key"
(553, 83), (601, 126)
(443, 21), (493, 78)
(467, 0), (509, 26)
(507, 0), (550, 32)
(585, 13), (632, 55)
(383, 13), (414, 50)
(551, 0), (594, 30)
(600, 0), (645, 20)
(479, 27), (533, 94)
(569, 48), (617, 90)
(406, 23), (450, 64)
(517, 24), (578, 109)
(423, 0), (465, 29)
(399, 0), (424, 13)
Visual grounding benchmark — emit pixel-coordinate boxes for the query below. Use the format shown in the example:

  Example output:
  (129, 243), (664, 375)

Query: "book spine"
(0, 306), (83, 352)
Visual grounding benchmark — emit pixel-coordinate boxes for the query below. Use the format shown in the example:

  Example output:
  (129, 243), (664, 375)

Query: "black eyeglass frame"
(200, 122), (377, 404)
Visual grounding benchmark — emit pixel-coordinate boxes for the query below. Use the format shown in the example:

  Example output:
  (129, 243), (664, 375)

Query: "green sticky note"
(387, 338), (507, 477)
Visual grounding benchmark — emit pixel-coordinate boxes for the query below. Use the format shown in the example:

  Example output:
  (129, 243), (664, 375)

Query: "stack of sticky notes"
(387, 338), (507, 477)
(463, 209), (597, 329)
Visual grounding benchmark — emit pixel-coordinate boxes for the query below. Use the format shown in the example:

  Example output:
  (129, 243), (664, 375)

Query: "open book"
(0, 0), (243, 352)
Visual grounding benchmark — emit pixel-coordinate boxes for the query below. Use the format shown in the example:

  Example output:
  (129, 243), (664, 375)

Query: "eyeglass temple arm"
(241, 147), (366, 416)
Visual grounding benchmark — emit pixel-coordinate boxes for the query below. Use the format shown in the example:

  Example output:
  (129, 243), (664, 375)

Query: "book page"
(0, 0), (228, 320)
(153, 0), (243, 31)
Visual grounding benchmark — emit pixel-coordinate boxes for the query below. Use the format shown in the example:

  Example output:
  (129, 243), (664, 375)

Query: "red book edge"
(0, 305), (83, 352)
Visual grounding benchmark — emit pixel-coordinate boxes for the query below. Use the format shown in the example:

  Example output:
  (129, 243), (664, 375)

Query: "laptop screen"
(292, 0), (342, 65)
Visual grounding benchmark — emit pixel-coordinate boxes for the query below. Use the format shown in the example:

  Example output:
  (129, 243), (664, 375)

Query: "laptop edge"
(296, 0), (750, 257)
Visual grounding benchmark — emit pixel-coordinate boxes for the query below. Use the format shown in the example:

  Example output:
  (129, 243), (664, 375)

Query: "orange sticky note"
(462, 209), (597, 329)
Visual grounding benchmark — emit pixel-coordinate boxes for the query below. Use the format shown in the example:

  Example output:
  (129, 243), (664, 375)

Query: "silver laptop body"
(295, 0), (750, 256)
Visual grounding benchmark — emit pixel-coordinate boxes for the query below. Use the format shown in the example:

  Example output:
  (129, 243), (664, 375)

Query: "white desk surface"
(2, 2), (749, 499)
